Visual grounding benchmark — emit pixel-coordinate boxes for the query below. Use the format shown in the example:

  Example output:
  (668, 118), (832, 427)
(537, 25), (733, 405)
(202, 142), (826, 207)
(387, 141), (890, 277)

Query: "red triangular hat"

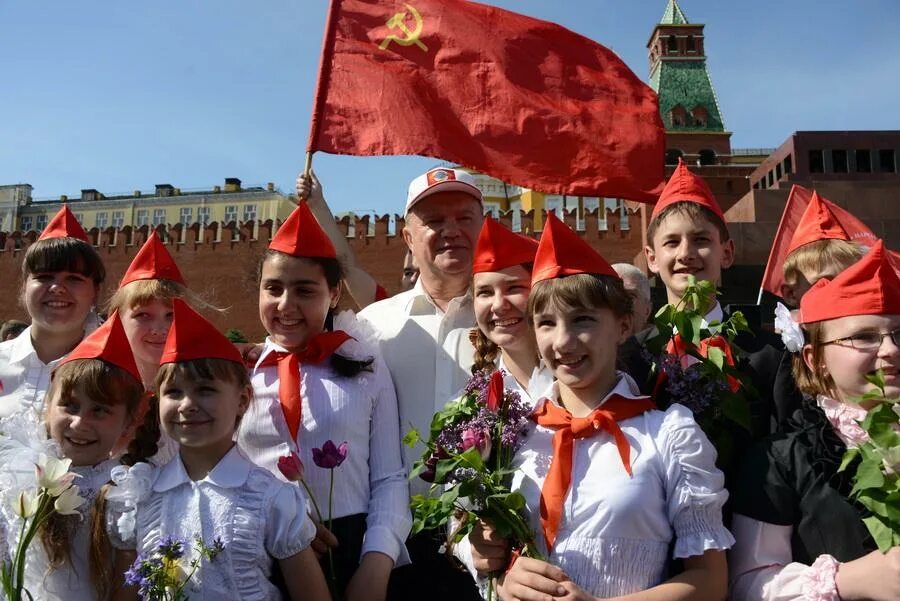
(160, 299), (242, 365)
(472, 216), (539, 274)
(120, 233), (186, 287)
(786, 191), (851, 255)
(651, 158), (724, 223)
(800, 240), (900, 324)
(532, 212), (618, 284)
(38, 206), (89, 242)
(268, 202), (336, 258)
(56, 312), (141, 382)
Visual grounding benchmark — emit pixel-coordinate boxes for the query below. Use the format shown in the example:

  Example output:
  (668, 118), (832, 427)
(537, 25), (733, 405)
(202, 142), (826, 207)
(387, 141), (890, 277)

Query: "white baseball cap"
(405, 167), (483, 214)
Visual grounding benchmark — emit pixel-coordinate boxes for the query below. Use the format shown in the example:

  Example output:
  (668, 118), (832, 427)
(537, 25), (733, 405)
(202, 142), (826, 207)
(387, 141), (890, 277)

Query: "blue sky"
(1, 0), (898, 216)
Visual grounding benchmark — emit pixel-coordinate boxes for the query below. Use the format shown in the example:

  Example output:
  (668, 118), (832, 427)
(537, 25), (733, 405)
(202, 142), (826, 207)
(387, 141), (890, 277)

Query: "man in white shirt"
(358, 167), (483, 601)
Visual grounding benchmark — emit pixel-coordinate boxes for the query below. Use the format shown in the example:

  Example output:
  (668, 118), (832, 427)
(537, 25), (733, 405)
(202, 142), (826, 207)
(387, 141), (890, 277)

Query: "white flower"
(54, 484), (85, 517)
(774, 302), (805, 353)
(35, 454), (77, 497)
(14, 490), (39, 519)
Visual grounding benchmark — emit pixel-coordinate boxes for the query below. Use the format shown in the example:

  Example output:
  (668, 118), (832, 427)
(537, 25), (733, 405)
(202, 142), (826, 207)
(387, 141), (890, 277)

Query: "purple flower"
(157, 536), (184, 560)
(312, 440), (349, 469)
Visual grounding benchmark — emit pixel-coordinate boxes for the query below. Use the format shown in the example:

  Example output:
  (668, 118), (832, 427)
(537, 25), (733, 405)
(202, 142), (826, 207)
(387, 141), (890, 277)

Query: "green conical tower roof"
(648, 1), (728, 133)
(660, 0), (689, 25)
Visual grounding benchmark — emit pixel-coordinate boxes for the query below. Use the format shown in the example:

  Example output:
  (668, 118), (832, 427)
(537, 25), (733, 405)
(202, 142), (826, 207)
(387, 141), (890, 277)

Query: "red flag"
(759, 185), (879, 299)
(308, 0), (665, 202)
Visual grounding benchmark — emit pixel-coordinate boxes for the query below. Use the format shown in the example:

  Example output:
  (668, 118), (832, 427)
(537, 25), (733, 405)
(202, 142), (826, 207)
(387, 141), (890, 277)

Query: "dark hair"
(646, 202), (730, 245)
(527, 273), (632, 319)
(22, 237), (106, 286)
(42, 358), (143, 598)
(258, 250), (373, 377)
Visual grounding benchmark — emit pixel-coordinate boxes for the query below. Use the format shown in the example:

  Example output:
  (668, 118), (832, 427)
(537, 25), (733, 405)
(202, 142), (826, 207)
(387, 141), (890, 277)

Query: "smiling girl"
(0, 312), (144, 600)
(237, 203), (409, 601)
(107, 300), (329, 600)
(467, 213), (732, 601)
(0, 206), (105, 418)
(730, 240), (900, 601)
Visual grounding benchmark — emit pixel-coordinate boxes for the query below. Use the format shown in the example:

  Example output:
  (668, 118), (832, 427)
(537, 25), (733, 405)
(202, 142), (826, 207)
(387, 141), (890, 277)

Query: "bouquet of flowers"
(404, 369), (540, 597)
(0, 411), (85, 601)
(124, 536), (225, 601)
(641, 276), (752, 466)
(838, 371), (900, 551)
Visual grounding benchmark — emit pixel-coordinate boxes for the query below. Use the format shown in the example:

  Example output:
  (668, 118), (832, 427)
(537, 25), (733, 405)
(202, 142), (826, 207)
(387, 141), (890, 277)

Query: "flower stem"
(299, 478), (324, 523)
(327, 469), (337, 595)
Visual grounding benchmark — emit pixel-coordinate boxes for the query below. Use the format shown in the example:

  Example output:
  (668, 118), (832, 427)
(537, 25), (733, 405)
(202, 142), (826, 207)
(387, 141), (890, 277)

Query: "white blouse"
(108, 445), (316, 601)
(21, 458), (119, 601)
(462, 373), (733, 598)
(497, 354), (554, 409)
(0, 326), (62, 418)
(237, 312), (411, 566)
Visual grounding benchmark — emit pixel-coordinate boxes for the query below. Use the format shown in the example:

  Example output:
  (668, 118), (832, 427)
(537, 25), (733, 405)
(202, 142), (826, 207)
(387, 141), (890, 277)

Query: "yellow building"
(0, 178), (295, 234)
(463, 169), (631, 233)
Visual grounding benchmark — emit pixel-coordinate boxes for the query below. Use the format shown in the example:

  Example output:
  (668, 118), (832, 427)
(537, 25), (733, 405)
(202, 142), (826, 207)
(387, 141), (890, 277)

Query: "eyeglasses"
(822, 328), (900, 351)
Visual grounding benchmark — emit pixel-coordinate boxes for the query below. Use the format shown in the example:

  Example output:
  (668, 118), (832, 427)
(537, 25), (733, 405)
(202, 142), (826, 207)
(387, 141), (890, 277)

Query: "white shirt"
(358, 279), (475, 495)
(461, 373), (734, 598)
(496, 354), (554, 410)
(0, 326), (64, 418)
(238, 313), (411, 565)
(109, 446), (316, 601)
(20, 458), (119, 601)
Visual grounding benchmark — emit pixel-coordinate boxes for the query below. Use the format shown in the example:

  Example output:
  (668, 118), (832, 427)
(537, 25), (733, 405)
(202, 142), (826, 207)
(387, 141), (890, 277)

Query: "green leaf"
(403, 429), (420, 449)
(706, 346), (725, 370)
(852, 457), (886, 493)
(838, 448), (860, 473)
(862, 515), (897, 552)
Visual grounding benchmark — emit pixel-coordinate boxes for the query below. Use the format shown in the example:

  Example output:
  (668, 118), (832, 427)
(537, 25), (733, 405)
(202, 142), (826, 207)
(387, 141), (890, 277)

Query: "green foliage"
(643, 276), (754, 466)
(836, 373), (900, 551)
(224, 328), (248, 343)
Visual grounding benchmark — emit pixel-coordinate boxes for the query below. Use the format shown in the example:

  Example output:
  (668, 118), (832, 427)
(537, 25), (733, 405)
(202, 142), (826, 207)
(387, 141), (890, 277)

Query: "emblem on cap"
(427, 168), (456, 186)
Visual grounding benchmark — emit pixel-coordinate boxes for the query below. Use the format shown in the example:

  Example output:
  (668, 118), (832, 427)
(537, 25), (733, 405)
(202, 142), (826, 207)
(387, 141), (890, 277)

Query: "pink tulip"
(461, 428), (492, 461)
(277, 452), (305, 482)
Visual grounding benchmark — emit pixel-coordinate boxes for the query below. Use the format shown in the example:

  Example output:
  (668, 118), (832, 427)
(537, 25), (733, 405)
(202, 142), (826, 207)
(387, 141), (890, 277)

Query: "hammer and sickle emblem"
(378, 3), (428, 52)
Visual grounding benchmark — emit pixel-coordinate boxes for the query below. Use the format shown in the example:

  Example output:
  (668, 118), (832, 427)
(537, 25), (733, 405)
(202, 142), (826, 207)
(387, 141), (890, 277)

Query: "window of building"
(510, 200), (522, 232)
(698, 149), (717, 166)
(855, 149), (872, 173)
(783, 154), (793, 176)
(179, 207), (193, 225)
(686, 35), (696, 52)
(74, 213), (84, 225)
(619, 201), (630, 231)
(198, 206), (211, 225)
(482, 202), (500, 219)
(544, 196), (564, 219)
(809, 149), (825, 174)
(665, 148), (684, 165)
(691, 105), (708, 127)
(152, 209), (166, 226)
(95, 212), (108, 228)
(879, 149), (896, 173)
(775, 163), (783, 180)
(766, 171), (774, 187)
(669, 105), (687, 127)
(112, 211), (124, 228)
(36, 215), (48, 231)
(831, 149), (848, 173)
(242, 204), (257, 222)
(224, 205), (238, 223)
(136, 209), (149, 226)
(21, 216), (33, 232)
(667, 35), (677, 52)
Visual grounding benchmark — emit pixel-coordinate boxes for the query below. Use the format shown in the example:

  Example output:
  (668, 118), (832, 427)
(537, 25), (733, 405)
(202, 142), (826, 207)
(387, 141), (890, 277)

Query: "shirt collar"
(255, 338), (290, 369)
(705, 302), (724, 325)
(8, 326), (37, 364)
(153, 445), (252, 492)
(537, 371), (646, 413)
(405, 278), (472, 316)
